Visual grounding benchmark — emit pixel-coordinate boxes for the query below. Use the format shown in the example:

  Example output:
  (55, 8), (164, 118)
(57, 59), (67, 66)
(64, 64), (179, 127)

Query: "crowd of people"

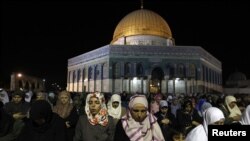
(0, 88), (250, 141)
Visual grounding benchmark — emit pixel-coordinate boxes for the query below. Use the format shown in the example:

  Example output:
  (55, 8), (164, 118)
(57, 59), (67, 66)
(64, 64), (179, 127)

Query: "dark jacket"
(17, 100), (67, 141)
(154, 111), (177, 141)
(74, 115), (115, 141)
(64, 106), (79, 141)
(113, 119), (130, 141)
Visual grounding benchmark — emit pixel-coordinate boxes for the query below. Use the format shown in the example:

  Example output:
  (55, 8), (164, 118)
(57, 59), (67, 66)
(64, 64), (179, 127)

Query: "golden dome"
(111, 9), (172, 43)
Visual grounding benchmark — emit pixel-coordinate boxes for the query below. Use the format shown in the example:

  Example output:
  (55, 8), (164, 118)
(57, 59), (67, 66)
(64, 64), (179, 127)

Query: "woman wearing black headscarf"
(17, 100), (67, 141)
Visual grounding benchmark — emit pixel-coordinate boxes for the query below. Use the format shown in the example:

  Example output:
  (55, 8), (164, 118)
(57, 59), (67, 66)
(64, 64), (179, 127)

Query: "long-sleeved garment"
(74, 115), (115, 141)
(17, 100), (67, 141)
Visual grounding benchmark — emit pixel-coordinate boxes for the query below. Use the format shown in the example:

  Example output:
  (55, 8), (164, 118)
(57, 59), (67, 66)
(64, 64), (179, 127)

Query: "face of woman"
(60, 94), (70, 105)
(229, 102), (236, 109)
(173, 133), (185, 141)
(88, 97), (101, 116)
(184, 103), (192, 113)
(131, 103), (147, 122)
(112, 101), (119, 109)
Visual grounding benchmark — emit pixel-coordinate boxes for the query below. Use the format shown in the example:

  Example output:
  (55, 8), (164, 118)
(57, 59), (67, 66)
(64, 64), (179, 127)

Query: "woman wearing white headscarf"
(74, 92), (115, 141)
(185, 107), (225, 141)
(107, 94), (126, 125)
(114, 94), (165, 141)
(239, 105), (250, 125)
(0, 89), (9, 105)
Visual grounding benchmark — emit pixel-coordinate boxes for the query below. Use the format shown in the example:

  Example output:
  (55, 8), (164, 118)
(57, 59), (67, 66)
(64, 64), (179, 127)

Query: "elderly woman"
(74, 92), (115, 141)
(114, 94), (165, 141)
(185, 107), (225, 141)
(53, 91), (78, 141)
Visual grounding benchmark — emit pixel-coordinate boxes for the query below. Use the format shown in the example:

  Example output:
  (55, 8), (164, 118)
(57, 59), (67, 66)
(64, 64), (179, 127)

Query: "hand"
(161, 118), (170, 125)
(13, 113), (26, 120)
(192, 121), (200, 126)
(65, 121), (71, 128)
(232, 114), (241, 121)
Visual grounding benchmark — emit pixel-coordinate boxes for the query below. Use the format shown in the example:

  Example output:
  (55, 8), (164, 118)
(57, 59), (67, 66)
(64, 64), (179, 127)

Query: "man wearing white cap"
(155, 100), (176, 141)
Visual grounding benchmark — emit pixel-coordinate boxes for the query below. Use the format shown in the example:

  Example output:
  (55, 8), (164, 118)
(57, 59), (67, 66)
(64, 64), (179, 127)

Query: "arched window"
(73, 71), (76, 83)
(177, 64), (185, 78)
(189, 64), (196, 78)
(68, 71), (71, 83)
(82, 68), (85, 81)
(113, 63), (121, 78)
(136, 63), (144, 76)
(167, 64), (175, 79)
(102, 63), (108, 79)
(124, 62), (131, 77)
(88, 67), (93, 80)
(77, 69), (81, 82)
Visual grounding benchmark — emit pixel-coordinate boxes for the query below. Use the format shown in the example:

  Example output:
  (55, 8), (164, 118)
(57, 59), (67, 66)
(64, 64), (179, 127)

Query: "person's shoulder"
(78, 114), (87, 120)
(189, 124), (205, 134)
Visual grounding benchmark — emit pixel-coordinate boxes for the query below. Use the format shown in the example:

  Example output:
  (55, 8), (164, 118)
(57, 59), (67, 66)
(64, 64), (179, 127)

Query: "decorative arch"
(150, 67), (164, 93)
(189, 64), (196, 78)
(124, 62), (132, 77)
(102, 63), (108, 79)
(113, 62), (121, 79)
(77, 69), (81, 82)
(88, 66), (93, 80)
(177, 63), (185, 78)
(166, 63), (175, 79)
(136, 63), (144, 76)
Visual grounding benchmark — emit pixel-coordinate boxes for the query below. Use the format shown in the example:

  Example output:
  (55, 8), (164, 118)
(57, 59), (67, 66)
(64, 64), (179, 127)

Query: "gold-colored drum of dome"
(111, 9), (172, 43)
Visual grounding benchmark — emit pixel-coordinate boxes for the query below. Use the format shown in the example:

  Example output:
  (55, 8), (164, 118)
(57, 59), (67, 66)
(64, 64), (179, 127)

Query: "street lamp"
(17, 73), (22, 77)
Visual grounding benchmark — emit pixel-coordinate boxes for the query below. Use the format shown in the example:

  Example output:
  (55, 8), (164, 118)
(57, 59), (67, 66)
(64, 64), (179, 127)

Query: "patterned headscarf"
(85, 92), (108, 126)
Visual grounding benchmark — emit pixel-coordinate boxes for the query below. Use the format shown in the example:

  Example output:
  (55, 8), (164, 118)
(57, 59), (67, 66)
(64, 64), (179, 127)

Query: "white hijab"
(185, 107), (225, 141)
(0, 89), (9, 104)
(25, 90), (33, 103)
(108, 94), (122, 119)
(239, 105), (250, 125)
(122, 95), (165, 141)
(225, 96), (242, 117)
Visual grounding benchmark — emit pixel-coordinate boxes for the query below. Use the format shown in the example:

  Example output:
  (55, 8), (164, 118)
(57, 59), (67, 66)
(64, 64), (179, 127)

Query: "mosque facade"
(67, 9), (223, 95)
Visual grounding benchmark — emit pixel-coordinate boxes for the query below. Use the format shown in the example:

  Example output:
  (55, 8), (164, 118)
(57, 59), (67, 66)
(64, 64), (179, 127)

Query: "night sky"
(1, 0), (250, 89)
